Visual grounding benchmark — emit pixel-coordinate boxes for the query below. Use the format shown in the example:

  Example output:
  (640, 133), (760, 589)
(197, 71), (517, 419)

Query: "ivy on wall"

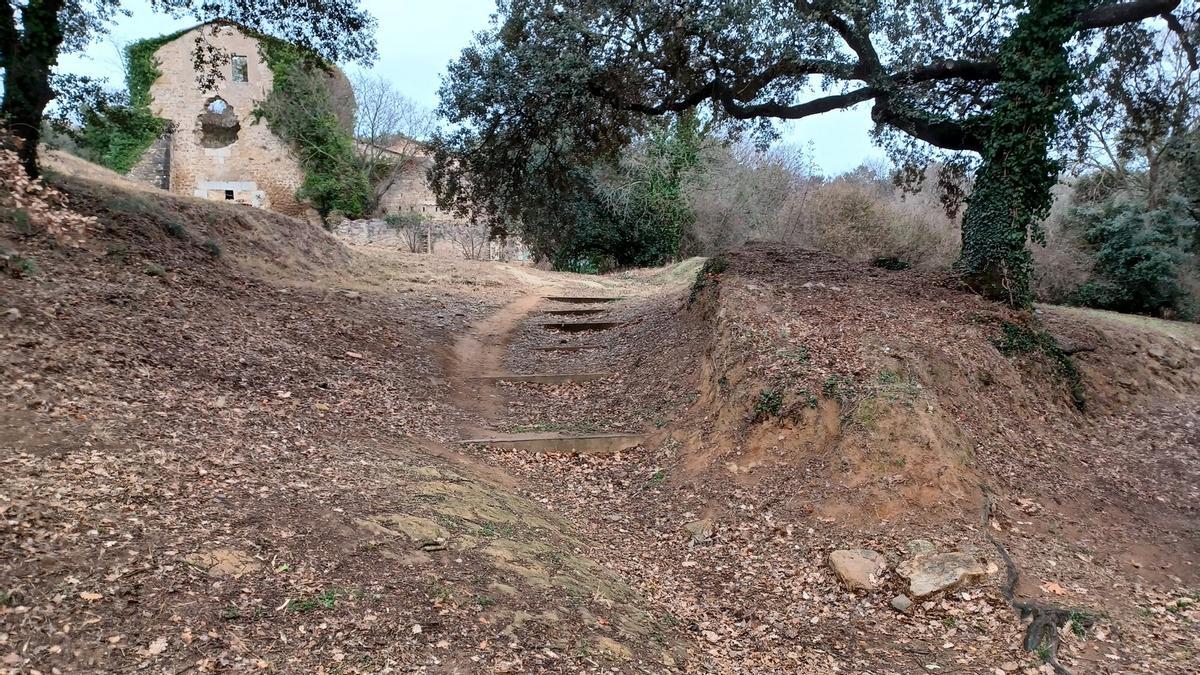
(79, 23), (370, 219)
(255, 37), (370, 219)
(76, 30), (189, 173)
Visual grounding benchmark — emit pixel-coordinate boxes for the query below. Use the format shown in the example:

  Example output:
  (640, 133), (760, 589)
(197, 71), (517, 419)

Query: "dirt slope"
(1, 175), (681, 673)
(458, 243), (1198, 673)
(2, 169), (1197, 674)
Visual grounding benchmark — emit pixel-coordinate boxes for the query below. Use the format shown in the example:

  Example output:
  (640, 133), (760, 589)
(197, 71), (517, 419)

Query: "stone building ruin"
(372, 137), (454, 223)
(127, 21), (352, 217)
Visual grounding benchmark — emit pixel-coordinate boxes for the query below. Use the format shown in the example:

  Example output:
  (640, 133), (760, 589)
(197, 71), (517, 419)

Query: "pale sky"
(56, 0), (882, 176)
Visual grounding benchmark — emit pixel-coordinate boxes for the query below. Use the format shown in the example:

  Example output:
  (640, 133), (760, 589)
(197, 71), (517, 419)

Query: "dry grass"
(788, 179), (960, 269)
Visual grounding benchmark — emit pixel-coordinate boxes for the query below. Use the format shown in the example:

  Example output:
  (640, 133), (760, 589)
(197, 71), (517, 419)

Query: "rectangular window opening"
(224, 190), (235, 201)
(231, 55), (249, 83)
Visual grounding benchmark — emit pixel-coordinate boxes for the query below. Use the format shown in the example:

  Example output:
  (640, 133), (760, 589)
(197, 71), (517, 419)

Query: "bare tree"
(383, 212), (432, 253)
(443, 222), (491, 260)
(350, 72), (436, 214)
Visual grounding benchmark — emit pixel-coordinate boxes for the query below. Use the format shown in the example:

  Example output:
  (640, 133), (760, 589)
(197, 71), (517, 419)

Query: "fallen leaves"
(1040, 581), (1068, 596)
(144, 636), (168, 656)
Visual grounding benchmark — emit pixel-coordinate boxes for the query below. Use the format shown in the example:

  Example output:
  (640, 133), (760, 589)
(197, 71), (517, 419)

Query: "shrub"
(1064, 196), (1193, 319)
(164, 221), (186, 238)
(1, 249), (38, 278)
(753, 388), (783, 420)
(202, 239), (222, 258)
(796, 178), (959, 268)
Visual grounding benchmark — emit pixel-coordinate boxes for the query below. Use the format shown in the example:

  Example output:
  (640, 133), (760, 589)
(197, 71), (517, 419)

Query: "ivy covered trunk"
(958, 0), (1086, 307)
(0, 0), (66, 178)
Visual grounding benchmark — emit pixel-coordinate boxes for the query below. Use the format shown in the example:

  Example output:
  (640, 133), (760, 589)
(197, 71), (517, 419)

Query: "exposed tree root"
(982, 489), (1096, 675)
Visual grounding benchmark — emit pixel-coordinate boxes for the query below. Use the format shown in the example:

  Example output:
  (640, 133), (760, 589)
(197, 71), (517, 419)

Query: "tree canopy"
(432, 0), (1197, 305)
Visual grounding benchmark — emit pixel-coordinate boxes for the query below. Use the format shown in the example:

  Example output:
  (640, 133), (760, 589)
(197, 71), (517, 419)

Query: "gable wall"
(147, 25), (306, 216)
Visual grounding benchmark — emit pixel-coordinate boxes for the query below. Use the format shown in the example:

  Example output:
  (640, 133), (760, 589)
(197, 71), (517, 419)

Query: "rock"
(343, 291), (361, 301)
(594, 636), (633, 660)
(906, 539), (937, 557)
(828, 549), (887, 591)
(184, 548), (262, 577)
(683, 518), (715, 544)
(4, 307), (20, 321)
(896, 552), (988, 598)
(890, 594), (913, 613)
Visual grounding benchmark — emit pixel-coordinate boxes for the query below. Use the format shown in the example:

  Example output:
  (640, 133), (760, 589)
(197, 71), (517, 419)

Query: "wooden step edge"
(468, 372), (614, 384)
(540, 322), (623, 331)
(459, 433), (645, 454)
(542, 296), (622, 303)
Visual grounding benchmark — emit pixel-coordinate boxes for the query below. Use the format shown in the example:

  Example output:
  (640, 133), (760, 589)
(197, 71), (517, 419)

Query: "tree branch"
(594, 56), (1001, 124)
(1075, 0), (1181, 30)
(795, 1), (882, 77)
(1163, 12), (1198, 69)
(715, 83), (879, 120)
(871, 102), (985, 153)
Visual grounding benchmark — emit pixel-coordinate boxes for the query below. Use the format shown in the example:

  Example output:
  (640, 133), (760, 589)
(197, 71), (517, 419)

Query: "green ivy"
(256, 37), (370, 218)
(79, 26), (369, 218)
(992, 321), (1085, 409)
(76, 30), (191, 173)
(958, 0), (1088, 307)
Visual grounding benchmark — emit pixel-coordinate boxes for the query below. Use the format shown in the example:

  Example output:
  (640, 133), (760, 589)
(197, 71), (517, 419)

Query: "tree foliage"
(1066, 194), (1194, 317)
(432, 0), (1195, 305)
(536, 113), (702, 272)
(255, 37), (370, 218)
(435, 111), (703, 273)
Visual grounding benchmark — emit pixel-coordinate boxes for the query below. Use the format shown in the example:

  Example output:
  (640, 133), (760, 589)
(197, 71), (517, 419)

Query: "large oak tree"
(1, 0), (377, 177)
(433, 0), (1197, 306)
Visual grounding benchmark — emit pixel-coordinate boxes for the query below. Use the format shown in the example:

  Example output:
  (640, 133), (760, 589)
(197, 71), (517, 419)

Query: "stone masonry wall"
(375, 155), (460, 224)
(147, 24), (307, 216)
(126, 126), (172, 189)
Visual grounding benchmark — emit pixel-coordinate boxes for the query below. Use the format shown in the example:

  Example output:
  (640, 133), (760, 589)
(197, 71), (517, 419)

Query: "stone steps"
(470, 372), (612, 384)
(544, 308), (607, 316)
(543, 296), (621, 304)
(541, 321), (622, 332)
(459, 432), (644, 454)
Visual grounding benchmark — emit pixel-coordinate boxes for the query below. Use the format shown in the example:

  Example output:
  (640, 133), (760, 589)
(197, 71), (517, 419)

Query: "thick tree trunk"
(958, 155), (1037, 306)
(957, 0), (1085, 308)
(2, 94), (48, 178)
(0, 0), (66, 178)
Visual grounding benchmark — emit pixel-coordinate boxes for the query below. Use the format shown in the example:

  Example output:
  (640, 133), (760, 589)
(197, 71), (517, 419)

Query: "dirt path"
(448, 292), (552, 436)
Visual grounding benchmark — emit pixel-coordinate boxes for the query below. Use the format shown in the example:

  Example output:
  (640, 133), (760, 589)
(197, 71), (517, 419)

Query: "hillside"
(2, 172), (1197, 673)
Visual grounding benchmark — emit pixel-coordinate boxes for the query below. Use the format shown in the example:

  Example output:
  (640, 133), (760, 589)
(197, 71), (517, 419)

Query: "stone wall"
(375, 154), (459, 223)
(146, 24), (307, 215)
(126, 125), (173, 189)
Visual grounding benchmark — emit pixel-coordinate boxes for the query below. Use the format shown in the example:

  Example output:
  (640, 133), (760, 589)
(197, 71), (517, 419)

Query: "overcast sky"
(57, 0), (882, 176)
